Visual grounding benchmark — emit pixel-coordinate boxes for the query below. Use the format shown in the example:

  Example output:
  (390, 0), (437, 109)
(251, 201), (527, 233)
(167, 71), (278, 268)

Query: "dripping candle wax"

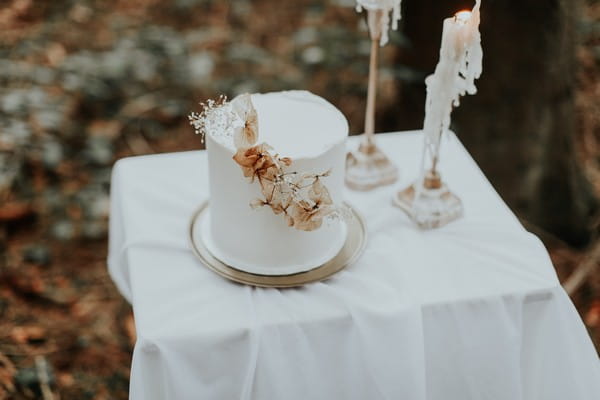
(422, 1), (483, 182)
(355, 0), (402, 46)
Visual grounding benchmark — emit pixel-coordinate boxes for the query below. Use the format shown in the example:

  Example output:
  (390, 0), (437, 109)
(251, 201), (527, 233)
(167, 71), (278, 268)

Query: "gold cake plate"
(189, 201), (367, 288)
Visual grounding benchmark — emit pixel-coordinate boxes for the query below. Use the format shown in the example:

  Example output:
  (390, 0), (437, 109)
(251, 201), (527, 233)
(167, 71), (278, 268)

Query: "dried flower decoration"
(231, 94), (259, 149)
(188, 93), (259, 147)
(190, 94), (345, 232)
(232, 143), (278, 182)
(287, 177), (334, 231)
(188, 95), (228, 142)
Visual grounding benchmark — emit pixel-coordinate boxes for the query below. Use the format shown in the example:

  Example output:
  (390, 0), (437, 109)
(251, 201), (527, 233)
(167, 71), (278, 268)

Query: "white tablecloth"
(108, 131), (600, 400)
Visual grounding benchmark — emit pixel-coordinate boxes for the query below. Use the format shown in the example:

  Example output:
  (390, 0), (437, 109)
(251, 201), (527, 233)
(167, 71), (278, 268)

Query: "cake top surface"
(207, 90), (348, 159)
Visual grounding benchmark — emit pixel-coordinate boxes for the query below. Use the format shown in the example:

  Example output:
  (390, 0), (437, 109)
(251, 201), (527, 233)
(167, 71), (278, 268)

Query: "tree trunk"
(390, 0), (598, 246)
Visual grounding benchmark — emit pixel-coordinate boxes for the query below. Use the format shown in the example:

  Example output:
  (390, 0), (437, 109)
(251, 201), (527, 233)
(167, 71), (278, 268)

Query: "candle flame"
(454, 10), (472, 24)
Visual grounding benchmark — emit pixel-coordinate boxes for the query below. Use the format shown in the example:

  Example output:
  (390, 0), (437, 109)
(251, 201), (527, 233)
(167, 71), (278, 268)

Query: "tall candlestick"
(363, 22), (379, 145)
(394, 0), (483, 228)
(346, 0), (402, 191)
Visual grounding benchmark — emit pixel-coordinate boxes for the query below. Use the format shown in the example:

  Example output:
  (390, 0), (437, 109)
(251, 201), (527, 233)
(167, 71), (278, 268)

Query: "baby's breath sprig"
(188, 95), (228, 142)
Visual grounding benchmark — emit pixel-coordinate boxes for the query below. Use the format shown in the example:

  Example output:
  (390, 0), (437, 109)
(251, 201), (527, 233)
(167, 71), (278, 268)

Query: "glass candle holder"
(393, 129), (462, 228)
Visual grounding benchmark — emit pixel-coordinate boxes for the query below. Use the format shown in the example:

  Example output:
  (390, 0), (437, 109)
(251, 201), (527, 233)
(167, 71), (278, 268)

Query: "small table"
(108, 131), (600, 400)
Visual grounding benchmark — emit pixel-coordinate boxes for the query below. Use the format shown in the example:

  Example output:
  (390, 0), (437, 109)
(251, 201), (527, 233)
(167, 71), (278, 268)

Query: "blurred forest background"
(0, 0), (598, 398)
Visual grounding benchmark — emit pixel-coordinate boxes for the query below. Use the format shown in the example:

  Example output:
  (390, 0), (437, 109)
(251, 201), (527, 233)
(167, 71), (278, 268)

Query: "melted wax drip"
(355, 0), (402, 46)
(423, 0), (483, 148)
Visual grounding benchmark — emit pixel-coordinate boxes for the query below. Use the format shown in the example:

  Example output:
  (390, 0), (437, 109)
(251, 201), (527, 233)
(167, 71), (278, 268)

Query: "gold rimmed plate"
(188, 201), (367, 288)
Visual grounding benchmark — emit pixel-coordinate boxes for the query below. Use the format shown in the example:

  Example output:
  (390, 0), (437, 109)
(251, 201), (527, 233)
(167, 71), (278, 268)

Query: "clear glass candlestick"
(346, 10), (398, 191)
(394, 4), (482, 228)
(393, 129), (463, 229)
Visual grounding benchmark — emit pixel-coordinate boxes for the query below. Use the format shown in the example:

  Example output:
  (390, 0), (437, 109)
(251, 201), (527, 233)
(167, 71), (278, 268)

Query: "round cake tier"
(204, 90), (348, 275)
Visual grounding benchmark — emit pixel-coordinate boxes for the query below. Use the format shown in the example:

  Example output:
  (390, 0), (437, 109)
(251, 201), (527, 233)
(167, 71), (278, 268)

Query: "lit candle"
(356, 0), (402, 46)
(423, 0), (483, 160)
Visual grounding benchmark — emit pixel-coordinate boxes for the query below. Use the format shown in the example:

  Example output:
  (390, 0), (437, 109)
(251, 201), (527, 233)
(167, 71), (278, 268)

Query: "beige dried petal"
(295, 215), (323, 231)
(288, 200), (327, 231)
(279, 157), (292, 166)
(285, 213), (295, 227)
(308, 178), (333, 205)
(260, 179), (276, 202)
(233, 144), (277, 181)
(233, 148), (257, 179)
(250, 198), (266, 209)
(308, 204), (335, 230)
(232, 93), (258, 149)
(319, 169), (331, 177)
(258, 166), (282, 197)
(269, 190), (291, 215)
(260, 173), (292, 216)
(299, 172), (317, 180)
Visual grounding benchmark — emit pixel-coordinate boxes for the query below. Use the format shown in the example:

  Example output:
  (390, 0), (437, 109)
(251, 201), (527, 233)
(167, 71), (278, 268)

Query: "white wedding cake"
(191, 90), (349, 275)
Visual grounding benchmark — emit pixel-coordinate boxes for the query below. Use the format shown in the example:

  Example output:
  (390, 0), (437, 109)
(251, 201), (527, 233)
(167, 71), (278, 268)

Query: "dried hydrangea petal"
(231, 93), (259, 149)
(250, 198), (267, 209)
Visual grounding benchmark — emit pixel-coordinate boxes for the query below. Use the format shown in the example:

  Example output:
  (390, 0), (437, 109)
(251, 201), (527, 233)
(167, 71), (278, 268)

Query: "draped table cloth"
(108, 131), (600, 400)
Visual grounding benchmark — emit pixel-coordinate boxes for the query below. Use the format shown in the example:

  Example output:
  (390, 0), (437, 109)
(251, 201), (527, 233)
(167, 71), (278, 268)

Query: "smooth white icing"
(210, 91), (348, 159)
(203, 91), (349, 275)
